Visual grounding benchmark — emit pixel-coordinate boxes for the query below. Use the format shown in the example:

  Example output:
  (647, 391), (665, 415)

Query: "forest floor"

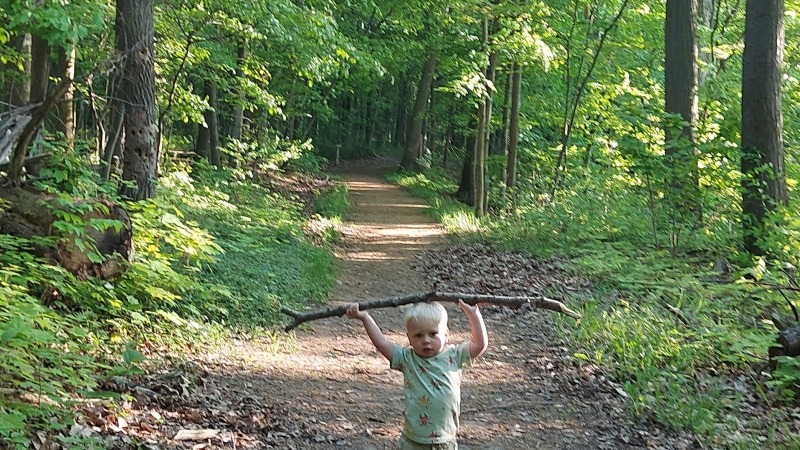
(94, 158), (700, 449)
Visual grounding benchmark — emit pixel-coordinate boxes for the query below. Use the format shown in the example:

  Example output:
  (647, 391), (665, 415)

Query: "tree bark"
(56, 46), (76, 151)
(664, 0), (699, 218)
(506, 63), (522, 195)
(2, 34), (32, 111)
(400, 51), (437, 171)
(206, 82), (221, 168)
(456, 117), (478, 205)
(116, 0), (158, 201)
(741, 0), (787, 255)
(281, 291), (580, 331)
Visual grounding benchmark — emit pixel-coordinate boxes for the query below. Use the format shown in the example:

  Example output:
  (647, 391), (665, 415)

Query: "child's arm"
(459, 300), (488, 360)
(346, 304), (397, 361)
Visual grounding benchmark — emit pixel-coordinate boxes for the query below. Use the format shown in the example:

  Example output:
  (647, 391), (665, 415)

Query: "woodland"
(2, 0), (800, 448)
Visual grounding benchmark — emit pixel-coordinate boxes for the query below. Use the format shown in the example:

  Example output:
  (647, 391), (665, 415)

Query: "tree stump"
(0, 186), (133, 279)
(778, 326), (800, 358)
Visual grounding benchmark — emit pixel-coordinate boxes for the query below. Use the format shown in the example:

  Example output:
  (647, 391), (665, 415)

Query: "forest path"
(116, 158), (692, 449)
(237, 157), (686, 450)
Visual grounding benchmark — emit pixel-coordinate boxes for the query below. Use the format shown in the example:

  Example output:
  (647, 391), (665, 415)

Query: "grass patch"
(386, 170), (483, 235)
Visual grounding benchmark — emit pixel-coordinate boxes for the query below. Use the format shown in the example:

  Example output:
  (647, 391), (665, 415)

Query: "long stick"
(281, 291), (580, 332)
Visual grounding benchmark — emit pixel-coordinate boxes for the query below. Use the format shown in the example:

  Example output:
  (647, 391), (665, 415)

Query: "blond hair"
(404, 302), (448, 328)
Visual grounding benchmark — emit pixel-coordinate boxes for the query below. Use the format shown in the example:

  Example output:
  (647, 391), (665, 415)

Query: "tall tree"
(56, 45), (76, 150)
(664, 0), (699, 219)
(741, 0), (787, 255)
(551, 0), (630, 194)
(506, 63), (522, 198)
(2, 34), (32, 111)
(400, 51), (437, 171)
(116, 0), (157, 200)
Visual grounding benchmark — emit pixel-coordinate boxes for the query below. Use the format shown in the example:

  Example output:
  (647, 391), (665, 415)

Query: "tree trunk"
(206, 82), (221, 168)
(394, 76), (408, 148)
(230, 43), (247, 142)
(697, 0), (714, 88)
(741, 0), (787, 255)
(664, 0), (699, 217)
(400, 51), (437, 171)
(506, 63), (522, 196)
(552, 0), (631, 195)
(2, 34), (32, 111)
(100, 67), (125, 182)
(116, 0), (157, 201)
(457, 116), (478, 205)
(56, 46), (76, 151)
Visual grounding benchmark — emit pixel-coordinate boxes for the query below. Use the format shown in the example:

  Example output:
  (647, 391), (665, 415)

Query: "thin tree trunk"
(3, 34), (32, 111)
(400, 51), (437, 171)
(101, 69), (125, 182)
(457, 117), (478, 205)
(552, 0), (630, 195)
(56, 46), (76, 150)
(206, 82), (221, 168)
(506, 63), (522, 197)
(231, 43), (247, 142)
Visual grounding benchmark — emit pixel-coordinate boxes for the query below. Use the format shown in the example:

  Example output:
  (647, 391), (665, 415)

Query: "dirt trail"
(243, 158), (654, 450)
(121, 158), (692, 449)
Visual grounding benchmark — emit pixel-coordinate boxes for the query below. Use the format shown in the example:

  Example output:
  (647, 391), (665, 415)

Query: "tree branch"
(281, 291), (581, 332)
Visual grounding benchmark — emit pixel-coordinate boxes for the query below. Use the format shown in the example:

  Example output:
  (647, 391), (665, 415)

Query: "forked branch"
(281, 291), (581, 332)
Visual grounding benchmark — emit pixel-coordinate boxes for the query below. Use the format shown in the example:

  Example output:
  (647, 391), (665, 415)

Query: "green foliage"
(173, 165), (338, 329)
(314, 182), (348, 220)
(1, 143), (342, 444)
(0, 238), (115, 449)
(386, 169), (483, 235)
(223, 136), (319, 175)
(393, 161), (798, 446)
(770, 356), (800, 401)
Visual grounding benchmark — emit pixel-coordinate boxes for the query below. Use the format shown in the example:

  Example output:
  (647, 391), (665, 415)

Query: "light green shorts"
(397, 435), (458, 450)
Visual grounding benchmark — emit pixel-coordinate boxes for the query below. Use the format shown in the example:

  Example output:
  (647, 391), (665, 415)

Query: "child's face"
(406, 318), (447, 358)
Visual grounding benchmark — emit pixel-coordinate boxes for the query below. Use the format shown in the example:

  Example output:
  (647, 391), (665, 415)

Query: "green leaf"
(0, 410), (26, 434)
(121, 344), (144, 365)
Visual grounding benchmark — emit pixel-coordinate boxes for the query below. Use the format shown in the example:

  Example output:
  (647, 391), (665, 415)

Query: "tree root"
(281, 291), (580, 332)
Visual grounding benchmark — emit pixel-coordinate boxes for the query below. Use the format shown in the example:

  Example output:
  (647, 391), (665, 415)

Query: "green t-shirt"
(391, 342), (472, 444)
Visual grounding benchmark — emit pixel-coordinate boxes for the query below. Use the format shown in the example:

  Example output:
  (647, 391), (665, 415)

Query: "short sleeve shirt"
(390, 342), (472, 444)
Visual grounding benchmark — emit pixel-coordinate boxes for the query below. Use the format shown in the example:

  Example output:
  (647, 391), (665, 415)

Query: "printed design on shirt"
(418, 413), (430, 426)
(427, 431), (441, 440)
(406, 379), (415, 390)
(431, 378), (441, 391)
(448, 355), (455, 366)
(418, 394), (431, 408)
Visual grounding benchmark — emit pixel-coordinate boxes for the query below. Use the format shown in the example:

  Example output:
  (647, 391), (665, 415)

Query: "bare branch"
(281, 291), (581, 332)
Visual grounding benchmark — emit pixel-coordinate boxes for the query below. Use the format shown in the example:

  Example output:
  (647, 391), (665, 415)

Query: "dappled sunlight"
(347, 250), (403, 261)
(352, 223), (444, 238)
(347, 180), (399, 191)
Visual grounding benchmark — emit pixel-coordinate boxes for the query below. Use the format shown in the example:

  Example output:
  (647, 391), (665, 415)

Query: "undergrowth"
(389, 166), (800, 449)
(0, 151), (342, 447)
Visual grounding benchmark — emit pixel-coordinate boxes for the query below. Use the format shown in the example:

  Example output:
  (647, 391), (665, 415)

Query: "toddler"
(346, 300), (488, 450)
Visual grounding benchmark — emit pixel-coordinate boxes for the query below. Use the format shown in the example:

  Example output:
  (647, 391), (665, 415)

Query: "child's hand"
(346, 303), (368, 320)
(458, 299), (479, 314)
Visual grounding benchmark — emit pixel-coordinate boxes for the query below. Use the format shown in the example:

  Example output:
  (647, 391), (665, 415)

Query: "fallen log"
(0, 186), (133, 279)
(281, 291), (581, 332)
